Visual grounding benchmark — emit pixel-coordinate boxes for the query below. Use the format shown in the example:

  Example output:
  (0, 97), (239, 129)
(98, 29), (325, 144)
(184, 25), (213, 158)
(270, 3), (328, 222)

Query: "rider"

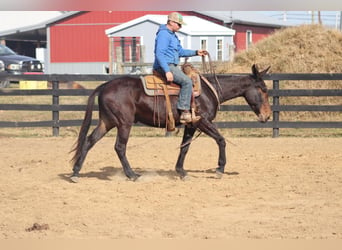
(153, 12), (208, 124)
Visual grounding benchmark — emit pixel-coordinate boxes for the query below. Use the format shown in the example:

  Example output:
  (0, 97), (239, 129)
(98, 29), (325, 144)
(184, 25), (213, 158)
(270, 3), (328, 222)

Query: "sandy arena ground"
(0, 136), (341, 239)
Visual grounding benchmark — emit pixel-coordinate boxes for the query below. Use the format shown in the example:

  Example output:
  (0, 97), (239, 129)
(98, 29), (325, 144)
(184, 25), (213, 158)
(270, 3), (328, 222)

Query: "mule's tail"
(70, 84), (106, 164)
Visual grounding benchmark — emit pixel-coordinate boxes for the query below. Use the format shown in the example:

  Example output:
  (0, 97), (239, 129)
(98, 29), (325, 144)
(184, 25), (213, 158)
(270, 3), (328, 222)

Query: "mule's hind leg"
(115, 125), (140, 181)
(175, 125), (196, 179)
(71, 121), (109, 182)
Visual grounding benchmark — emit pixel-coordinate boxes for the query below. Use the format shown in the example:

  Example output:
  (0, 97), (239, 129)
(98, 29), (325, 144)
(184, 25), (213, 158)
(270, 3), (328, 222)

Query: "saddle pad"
(140, 75), (201, 97)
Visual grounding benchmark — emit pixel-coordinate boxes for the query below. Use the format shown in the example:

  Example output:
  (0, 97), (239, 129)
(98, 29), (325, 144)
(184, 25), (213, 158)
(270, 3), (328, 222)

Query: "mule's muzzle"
(258, 113), (270, 123)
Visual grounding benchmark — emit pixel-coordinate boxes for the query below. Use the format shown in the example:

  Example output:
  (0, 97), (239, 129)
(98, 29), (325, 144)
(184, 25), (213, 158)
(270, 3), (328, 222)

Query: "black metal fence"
(0, 73), (341, 137)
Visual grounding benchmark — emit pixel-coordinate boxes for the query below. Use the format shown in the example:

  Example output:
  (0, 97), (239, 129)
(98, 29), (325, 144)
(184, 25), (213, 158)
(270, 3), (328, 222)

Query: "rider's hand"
(197, 50), (208, 56)
(166, 72), (173, 82)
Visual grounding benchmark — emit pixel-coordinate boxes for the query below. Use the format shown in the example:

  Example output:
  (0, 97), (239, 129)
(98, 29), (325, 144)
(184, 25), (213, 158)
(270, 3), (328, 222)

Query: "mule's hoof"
(215, 169), (223, 179)
(127, 174), (141, 182)
(70, 175), (79, 183)
(180, 175), (190, 181)
(133, 175), (141, 182)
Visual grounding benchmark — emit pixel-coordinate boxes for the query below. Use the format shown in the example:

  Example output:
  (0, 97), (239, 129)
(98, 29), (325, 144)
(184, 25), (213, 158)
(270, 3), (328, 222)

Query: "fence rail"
(0, 73), (341, 137)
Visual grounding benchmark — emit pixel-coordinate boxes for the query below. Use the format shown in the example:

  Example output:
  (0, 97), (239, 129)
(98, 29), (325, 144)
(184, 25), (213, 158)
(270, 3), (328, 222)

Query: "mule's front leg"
(198, 119), (226, 176)
(175, 126), (196, 179)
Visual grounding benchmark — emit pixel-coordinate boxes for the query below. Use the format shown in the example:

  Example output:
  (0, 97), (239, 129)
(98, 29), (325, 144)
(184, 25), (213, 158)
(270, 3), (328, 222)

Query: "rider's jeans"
(157, 64), (193, 111)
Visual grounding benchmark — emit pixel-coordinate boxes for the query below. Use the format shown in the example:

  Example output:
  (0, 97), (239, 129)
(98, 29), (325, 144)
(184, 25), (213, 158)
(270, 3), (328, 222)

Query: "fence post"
(116, 47), (123, 74)
(52, 80), (59, 136)
(272, 79), (280, 138)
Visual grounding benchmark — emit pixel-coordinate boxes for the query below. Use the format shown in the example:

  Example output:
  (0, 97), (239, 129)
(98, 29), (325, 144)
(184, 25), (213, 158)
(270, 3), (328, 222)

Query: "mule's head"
(244, 64), (272, 123)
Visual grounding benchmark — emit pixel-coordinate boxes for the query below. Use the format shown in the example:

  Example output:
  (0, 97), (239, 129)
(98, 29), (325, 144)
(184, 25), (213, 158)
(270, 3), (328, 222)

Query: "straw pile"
(220, 24), (342, 74)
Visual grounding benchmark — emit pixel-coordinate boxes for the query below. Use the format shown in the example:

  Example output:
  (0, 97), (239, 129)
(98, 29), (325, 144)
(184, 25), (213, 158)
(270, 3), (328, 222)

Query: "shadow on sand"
(59, 166), (239, 183)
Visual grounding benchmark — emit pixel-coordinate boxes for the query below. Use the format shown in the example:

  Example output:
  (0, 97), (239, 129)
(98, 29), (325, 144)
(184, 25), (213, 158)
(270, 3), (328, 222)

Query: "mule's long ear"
(260, 66), (271, 77)
(252, 64), (259, 77)
(252, 64), (271, 79)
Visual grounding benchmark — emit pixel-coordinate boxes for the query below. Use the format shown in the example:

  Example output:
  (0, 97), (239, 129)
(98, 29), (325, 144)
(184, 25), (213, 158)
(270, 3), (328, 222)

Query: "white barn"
(105, 14), (235, 74)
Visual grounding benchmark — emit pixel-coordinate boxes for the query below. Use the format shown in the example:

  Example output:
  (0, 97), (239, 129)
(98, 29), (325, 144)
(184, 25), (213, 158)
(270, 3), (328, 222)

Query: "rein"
(201, 53), (222, 97)
(180, 129), (202, 148)
(179, 54), (222, 148)
(199, 75), (220, 111)
(200, 53), (221, 110)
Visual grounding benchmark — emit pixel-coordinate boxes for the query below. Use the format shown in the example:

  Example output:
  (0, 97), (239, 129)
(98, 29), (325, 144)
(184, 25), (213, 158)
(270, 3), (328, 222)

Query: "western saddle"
(140, 63), (202, 131)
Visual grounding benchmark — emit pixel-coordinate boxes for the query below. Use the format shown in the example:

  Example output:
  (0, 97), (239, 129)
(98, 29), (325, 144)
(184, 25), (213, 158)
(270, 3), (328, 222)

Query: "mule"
(70, 64), (271, 182)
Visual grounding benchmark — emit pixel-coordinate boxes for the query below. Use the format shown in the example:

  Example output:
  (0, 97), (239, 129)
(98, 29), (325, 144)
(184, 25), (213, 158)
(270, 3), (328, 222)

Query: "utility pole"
(340, 11), (342, 31)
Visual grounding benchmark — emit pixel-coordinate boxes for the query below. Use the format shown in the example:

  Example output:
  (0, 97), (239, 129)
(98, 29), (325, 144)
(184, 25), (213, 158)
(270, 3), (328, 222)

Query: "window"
(246, 30), (253, 49)
(216, 38), (223, 61)
(200, 37), (208, 50)
(112, 37), (141, 62)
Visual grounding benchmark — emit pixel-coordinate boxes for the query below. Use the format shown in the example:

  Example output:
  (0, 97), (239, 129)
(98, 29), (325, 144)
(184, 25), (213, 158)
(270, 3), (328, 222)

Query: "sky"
(263, 11), (342, 29)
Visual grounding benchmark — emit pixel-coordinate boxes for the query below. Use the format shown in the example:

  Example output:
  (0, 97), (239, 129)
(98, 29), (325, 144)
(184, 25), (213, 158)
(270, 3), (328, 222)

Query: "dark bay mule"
(70, 64), (271, 182)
